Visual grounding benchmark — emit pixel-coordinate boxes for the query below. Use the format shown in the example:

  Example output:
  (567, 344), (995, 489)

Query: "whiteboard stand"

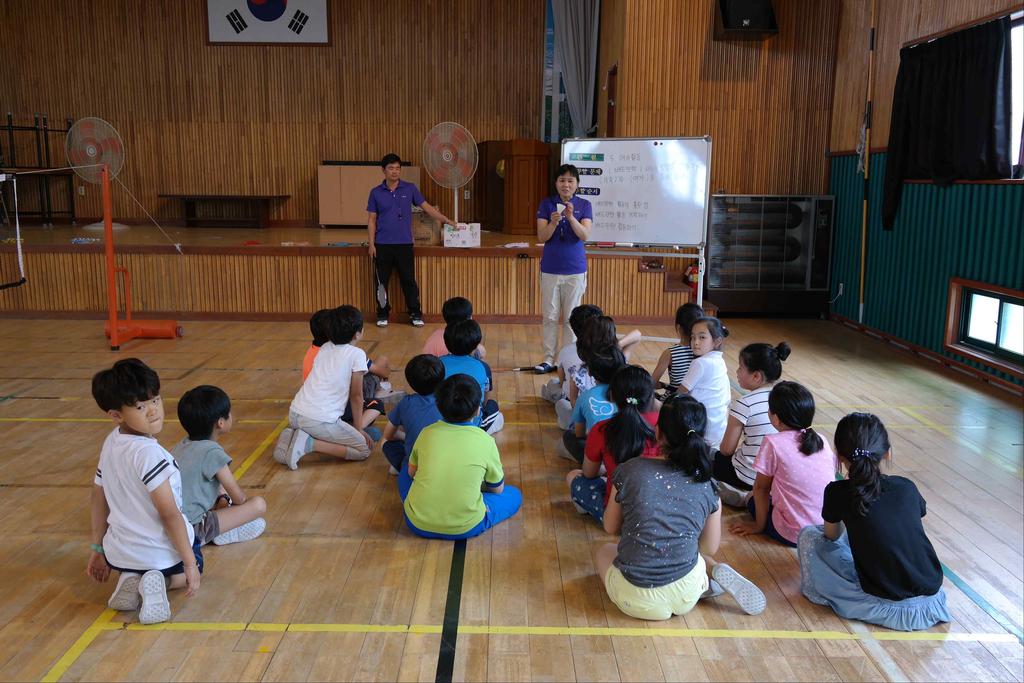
(562, 136), (712, 308)
(585, 246), (705, 307)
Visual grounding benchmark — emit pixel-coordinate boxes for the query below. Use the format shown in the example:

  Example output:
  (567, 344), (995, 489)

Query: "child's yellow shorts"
(604, 555), (708, 621)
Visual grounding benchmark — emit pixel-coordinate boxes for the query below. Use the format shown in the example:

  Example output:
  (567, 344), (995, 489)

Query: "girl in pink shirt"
(729, 381), (835, 546)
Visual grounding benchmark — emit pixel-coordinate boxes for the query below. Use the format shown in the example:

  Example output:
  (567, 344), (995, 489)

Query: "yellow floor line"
(232, 417), (289, 481)
(40, 608), (117, 682)
(100, 620), (1020, 643)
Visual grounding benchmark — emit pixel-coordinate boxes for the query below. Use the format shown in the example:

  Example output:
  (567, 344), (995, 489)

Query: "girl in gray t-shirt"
(594, 396), (767, 620)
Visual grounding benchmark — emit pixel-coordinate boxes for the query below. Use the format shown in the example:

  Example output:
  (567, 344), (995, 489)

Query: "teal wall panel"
(829, 152), (1024, 385)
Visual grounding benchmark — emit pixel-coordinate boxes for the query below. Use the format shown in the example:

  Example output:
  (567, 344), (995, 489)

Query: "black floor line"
(435, 539), (467, 683)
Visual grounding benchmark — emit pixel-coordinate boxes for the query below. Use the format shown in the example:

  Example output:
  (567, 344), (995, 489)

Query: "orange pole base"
(104, 319), (183, 343)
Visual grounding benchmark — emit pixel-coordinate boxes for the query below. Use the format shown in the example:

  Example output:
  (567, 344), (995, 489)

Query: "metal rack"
(1, 113), (77, 225)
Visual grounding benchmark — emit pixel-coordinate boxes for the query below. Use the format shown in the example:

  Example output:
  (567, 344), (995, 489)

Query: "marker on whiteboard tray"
(594, 241), (616, 247)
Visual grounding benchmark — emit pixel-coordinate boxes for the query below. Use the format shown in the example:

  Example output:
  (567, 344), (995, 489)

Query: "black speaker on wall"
(713, 0), (778, 40)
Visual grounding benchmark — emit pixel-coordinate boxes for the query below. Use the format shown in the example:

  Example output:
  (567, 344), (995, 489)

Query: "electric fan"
(422, 122), (479, 225)
(64, 117), (181, 349)
(66, 117), (128, 231)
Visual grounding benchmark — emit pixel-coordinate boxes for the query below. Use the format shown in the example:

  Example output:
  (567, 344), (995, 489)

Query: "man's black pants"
(375, 243), (421, 320)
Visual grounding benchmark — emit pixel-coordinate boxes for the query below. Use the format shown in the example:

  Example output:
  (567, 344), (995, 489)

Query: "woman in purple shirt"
(533, 164), (594, 373)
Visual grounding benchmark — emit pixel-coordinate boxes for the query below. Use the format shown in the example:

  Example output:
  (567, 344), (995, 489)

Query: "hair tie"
(686, 429), (695, 436)
(799, 428), (808, 434)
(852, 447), (875, 461)
(625, 397), (638, 406)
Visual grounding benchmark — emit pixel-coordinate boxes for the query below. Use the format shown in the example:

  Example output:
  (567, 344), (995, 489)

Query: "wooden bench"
(158, 193), (289, 228)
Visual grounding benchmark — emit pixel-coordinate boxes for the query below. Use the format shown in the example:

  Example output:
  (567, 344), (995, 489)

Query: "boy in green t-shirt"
(398, 374), (522, 539)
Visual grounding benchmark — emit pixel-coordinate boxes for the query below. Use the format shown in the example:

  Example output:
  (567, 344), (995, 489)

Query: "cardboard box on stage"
(443, 222), (481, 248)
(413, 210), (441, 245)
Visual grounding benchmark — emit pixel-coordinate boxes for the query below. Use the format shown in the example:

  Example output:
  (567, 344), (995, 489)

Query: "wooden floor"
(0, 317), (1020, 682)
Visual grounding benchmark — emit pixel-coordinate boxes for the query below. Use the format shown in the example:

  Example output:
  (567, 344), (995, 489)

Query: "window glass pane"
(967, 293), (999, 343)
(998, 302), (1023, 355)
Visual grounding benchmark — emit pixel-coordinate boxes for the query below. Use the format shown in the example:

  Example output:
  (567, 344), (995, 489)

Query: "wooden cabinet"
(473, 139), (552, 235)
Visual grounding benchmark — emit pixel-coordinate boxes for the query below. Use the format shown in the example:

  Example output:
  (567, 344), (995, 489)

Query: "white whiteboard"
(560, 137), (712, 246)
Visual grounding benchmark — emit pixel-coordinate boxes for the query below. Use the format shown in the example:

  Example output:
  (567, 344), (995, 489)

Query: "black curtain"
(882, 17), (1013, 230)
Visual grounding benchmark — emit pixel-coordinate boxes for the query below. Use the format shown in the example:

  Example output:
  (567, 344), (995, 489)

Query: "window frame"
(945, 277), (1024, 379)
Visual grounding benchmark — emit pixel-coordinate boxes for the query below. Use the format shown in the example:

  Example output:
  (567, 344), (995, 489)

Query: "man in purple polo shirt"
(367, 154), (455, 327)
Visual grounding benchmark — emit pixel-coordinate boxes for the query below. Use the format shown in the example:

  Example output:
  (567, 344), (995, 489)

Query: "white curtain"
(552, 0), (601, 137)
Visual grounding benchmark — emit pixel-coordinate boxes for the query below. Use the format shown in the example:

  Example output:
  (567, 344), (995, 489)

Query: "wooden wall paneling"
(0, 248), (696, 321)
(0, 0), (545, 225)
(608, 0), (840, 196)
(829, 0), (1021, 151)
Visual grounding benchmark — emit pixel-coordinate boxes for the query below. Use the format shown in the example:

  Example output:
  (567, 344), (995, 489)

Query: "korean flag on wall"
(207, 0), (328, 44)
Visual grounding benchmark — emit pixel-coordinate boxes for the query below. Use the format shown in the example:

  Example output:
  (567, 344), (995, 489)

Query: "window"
(945, 278), (1024, 379)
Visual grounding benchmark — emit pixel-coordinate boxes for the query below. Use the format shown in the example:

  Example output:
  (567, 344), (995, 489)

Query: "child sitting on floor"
(275, 305), (379, 470)
(86, 359), (201, 625)
(651, 302), (703, 398)
(423, 296), (486, 359)
(304, 307), (396, 402)
(714, 342), (790, 507)
(381, 354), (444, 474)
(799, 413), (950, 631)
(542, 305), (641, 429)
(677, 316), (731, 448)
(173, 385), (267, 546)
(595, 395), (766, 621)
(565, 365), (660, 522)
(397, 374), (522, 539)
(729, 381), (836, 547)
(560, 345), (627, 464)
(439, 319), (504, 433)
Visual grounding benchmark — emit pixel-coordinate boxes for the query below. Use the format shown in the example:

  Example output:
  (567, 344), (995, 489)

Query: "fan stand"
(99, 165), (182, 350)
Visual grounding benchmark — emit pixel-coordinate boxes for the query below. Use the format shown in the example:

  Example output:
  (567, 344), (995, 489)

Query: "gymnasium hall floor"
(0, 317), (1020, 682)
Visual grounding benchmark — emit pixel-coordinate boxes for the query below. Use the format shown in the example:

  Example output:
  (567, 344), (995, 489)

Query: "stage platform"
(0, 223), (698, 323)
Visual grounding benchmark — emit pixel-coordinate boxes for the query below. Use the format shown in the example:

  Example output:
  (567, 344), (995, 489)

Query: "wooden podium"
(475, 139), (551, 235)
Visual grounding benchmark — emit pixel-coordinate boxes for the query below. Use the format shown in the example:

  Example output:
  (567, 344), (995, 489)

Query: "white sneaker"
(376, 319), (389, 328)
(701, 578), (725, 600)
(410, 317), (425, 327)
(108, 572), (142, 611)
(212, 517), (266, 546)
(272, 427), (294, 465)
(556, 440), (577, 462)
(138, 570), (171, 625)
(718, 482), (750, 508)
(286, 429), (312, 470)
(554, 399), (574, 430)
(712, 563), (766, 615)
(484, 411), (505, 435)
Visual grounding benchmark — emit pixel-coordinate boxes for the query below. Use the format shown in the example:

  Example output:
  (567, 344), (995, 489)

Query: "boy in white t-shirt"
(275, 305), (376, 470)
(86, 359), (201, 625)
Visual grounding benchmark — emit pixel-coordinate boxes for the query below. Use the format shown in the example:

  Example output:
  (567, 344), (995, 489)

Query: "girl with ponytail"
(729, 381), (835, 547)
(594, 395), (766, 621)
(715, 341), (791, 507)
(798, 413), (950, 631)
(565, 365), (659, 522)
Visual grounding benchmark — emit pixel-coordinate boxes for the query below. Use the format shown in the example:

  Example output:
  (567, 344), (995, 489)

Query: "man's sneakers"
(138, 570), (172, 625)
(410, 316), (425, 327)
(533, 362), (556, 374)
(286, 429), (313, 470)
(107, 572), (142, 611)
(376, 318), (389, 328)
(212, 517), (267, 546)
(711, 563), (766, 615)
(272, 426), (295, 466)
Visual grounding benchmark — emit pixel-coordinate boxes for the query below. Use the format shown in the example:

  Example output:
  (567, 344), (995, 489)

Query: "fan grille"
(65, 117), (125, 184)
(422, 122), (478, 189)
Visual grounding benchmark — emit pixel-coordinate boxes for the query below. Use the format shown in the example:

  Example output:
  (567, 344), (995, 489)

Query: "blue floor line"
(941, 562), (1023, 644)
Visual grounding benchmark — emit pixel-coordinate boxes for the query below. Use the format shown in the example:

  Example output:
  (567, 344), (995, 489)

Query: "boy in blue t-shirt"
(381, 354), (445, 473)
(562, 348), (626, 465)
(438, 319), (504, 434)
